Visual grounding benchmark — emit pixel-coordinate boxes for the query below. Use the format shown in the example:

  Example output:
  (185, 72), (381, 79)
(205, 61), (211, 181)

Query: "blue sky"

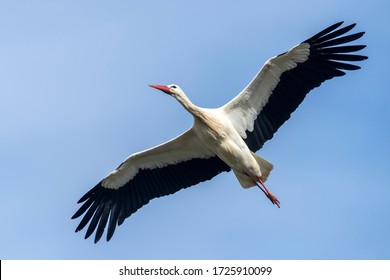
(1, 0), (389, 259)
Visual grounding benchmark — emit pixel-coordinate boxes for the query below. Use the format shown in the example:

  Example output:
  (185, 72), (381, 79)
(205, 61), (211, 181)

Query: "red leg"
(254, 177), (281, 208)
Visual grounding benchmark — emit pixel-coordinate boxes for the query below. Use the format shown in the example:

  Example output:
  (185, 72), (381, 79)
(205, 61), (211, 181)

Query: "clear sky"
(1, 0), (389, 260)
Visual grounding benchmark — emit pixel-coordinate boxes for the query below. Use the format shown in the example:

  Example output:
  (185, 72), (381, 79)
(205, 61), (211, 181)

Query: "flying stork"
(72, 22), (367, 243)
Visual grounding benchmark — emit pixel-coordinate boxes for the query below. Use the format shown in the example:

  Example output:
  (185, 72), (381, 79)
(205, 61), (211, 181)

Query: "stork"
(72, 22), (367, 243)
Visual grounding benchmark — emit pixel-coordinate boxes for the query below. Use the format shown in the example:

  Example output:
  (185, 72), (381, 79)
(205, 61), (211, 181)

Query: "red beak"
(148, 84), (171, 94)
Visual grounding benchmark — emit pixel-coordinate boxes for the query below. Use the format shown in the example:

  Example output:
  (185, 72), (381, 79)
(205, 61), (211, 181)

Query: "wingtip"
(332, 21), (345, 30)
(94, 235), (101, 244)
(84, 230), (93, 240)
(106, 227), (116, 242)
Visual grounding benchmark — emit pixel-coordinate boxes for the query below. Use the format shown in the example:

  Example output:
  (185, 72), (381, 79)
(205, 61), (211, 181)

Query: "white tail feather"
(233, 153), (273, 188)
(251, 152), (273, 182)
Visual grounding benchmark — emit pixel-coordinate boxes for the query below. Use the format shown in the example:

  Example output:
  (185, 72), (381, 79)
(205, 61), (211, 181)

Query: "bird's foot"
(255, 177), (280, 208)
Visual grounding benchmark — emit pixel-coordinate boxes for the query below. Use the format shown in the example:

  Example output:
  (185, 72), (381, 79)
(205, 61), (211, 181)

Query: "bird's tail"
(233, 153), (273, 188)
(251, 152), (273, 182)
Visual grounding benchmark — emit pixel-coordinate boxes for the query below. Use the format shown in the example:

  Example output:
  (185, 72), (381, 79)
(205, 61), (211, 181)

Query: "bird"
(72, 21), (367, 243)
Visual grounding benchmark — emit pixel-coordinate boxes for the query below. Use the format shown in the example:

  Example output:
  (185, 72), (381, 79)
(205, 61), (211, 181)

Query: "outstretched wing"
(223, 22), (367, 151)
(72, 128), (230, 243)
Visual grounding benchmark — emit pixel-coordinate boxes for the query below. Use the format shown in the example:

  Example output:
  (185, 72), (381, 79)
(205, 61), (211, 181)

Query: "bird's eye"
(171, 85), (177, 89)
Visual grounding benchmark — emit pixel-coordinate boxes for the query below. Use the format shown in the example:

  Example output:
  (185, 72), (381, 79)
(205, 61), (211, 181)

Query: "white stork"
(72, 22), (367, 243)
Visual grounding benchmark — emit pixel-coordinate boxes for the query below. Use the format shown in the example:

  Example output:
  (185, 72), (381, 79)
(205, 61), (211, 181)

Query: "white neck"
(175, 91), (201, 117)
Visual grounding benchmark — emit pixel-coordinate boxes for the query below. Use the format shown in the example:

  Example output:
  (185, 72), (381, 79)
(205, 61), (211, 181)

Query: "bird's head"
(148, 84), (184, 98)
(149, 84), (193, 111)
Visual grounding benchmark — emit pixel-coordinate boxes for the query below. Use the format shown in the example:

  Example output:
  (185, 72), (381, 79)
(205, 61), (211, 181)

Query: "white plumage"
(72, 22), (367, 243)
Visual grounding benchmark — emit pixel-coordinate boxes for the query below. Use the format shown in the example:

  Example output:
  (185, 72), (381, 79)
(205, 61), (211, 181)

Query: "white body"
(192, 107), (270, 188)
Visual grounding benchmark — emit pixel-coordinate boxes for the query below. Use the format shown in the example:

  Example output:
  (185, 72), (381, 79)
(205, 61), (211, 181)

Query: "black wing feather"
(304, 21), (344, 42)
(107, 197), (120, 241)
(72, 156), (230, 242)
(245, 22), (367, 151)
